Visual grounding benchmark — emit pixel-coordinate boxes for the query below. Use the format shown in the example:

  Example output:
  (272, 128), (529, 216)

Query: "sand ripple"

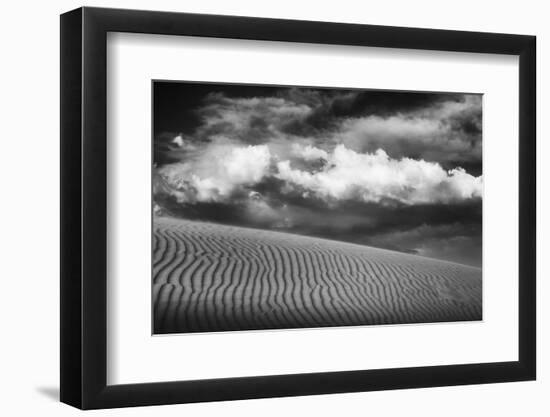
(153, 217), (482, 334)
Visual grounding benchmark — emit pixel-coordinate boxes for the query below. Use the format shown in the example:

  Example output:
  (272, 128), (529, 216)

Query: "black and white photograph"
(54, 5), (539, 411)
(152, 82), (483, 334)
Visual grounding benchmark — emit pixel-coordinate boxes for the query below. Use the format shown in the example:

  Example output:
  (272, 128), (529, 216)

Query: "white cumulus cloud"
(276, 145), (482, 205)
(172, 134), (184, 147)
(159, 142), (271, 202)
(158, 142), (482, 205)
(291, 143), (329, 161)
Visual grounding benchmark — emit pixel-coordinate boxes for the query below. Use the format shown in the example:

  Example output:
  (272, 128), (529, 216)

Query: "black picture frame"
(60, 6), (536, 410)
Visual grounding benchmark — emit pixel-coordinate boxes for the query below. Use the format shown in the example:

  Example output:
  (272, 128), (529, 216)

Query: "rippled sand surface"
(153, 217), (482, 334)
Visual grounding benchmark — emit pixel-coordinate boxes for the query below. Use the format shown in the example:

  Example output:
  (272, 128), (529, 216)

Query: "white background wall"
(0, 0), (545, 415)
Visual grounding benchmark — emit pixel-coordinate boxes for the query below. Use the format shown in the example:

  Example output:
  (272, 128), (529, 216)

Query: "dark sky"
(153, 81), (482, 267)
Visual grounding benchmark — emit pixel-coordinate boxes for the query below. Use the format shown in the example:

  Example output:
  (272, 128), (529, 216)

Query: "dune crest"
(153, 217), (482, 334)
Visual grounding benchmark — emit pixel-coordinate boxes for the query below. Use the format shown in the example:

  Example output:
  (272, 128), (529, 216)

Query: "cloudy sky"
(153, 82), (482, 267)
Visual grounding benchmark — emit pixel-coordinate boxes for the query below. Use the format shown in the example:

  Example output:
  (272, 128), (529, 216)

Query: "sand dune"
(153, 217), (482, 334)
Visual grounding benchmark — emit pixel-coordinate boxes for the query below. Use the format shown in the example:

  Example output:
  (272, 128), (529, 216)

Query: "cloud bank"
(158, 140), (482, 206)
(276, 145), (481, 205)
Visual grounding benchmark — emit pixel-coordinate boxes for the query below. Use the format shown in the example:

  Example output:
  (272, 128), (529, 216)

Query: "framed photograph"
(60, 7), (536, 409)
